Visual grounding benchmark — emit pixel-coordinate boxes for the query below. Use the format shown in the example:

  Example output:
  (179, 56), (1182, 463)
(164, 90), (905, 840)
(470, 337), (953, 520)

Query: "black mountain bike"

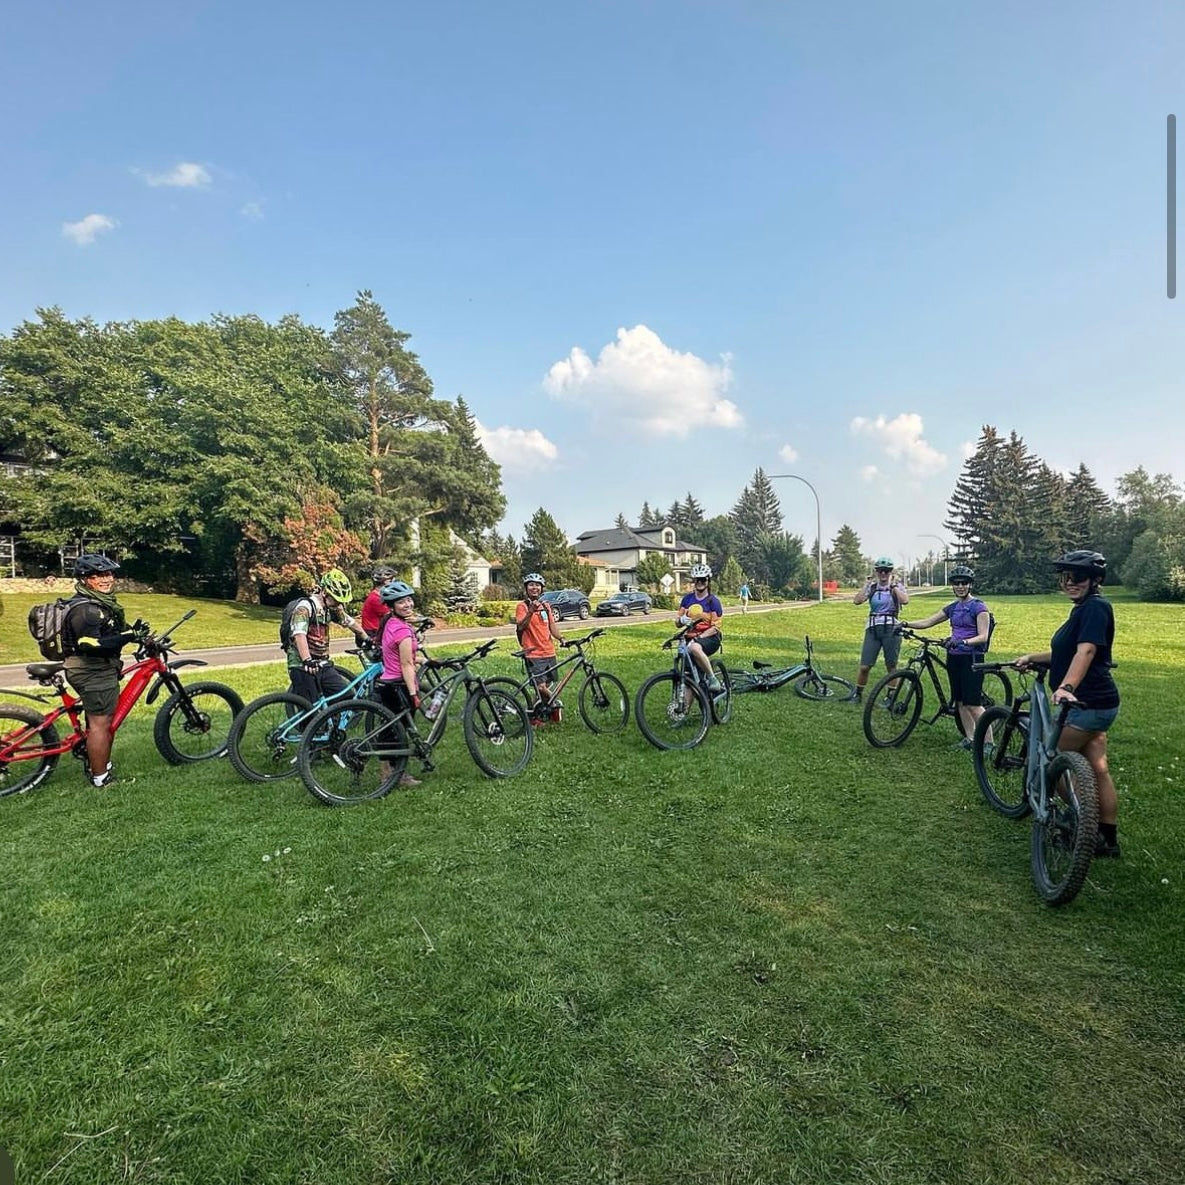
(483, 628), (629, 733)
(863, 629), (1012, 748)
(730, 635), (856, 700)
(634, 627), (732, 751)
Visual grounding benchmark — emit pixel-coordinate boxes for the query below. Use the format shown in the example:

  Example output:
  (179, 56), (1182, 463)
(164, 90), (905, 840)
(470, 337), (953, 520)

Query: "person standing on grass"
(374, 579), (425, 789)
(61, 554), (146, 788)
(360, 565), (396, 641)
(285, 568), (370, 703)
(852, 557), (910, 702)
(900, 564), (993, 749)
(515, 572), (564, 724)
(739, 581), (751, 614)
(1016, 549), (1122, 858)
(678, 563), (724, 691)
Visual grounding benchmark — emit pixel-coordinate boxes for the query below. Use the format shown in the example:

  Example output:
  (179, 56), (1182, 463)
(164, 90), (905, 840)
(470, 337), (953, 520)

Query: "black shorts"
(946, 651), (984, 705)
(288, 662), (352, 704)
(64, 658), (121, 716)
(376, 680), (415, 716)
(687, 632), (721, 658)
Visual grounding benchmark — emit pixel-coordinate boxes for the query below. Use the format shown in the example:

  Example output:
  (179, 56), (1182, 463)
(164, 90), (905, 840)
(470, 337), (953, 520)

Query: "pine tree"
(665, 501), (685, 529)
(614, 512), (629, 530)
(681, 492), (705, 527)
(638, 502), (659, 529)
(521, 508), (582, 589)
(829, 523), (865, 584)
(1063, 463), (1111, 546)
(730, 468), (783, 584)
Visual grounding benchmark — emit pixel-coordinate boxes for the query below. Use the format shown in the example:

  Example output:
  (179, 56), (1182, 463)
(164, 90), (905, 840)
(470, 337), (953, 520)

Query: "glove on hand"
(302, 658), (324, 675)
(677, 615), (691, 627)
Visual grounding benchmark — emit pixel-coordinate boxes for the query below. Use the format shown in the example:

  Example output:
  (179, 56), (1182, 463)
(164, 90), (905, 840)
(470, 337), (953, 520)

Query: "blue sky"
(4, 1), (1182, 573)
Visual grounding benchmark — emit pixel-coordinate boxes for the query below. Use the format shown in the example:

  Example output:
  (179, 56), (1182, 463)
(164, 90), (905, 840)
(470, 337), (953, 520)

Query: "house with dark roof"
(574, 524), (709, 594)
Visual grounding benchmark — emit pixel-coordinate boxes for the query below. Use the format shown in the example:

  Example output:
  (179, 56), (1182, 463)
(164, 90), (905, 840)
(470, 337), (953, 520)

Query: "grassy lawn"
(2, 593), (1183, 1183)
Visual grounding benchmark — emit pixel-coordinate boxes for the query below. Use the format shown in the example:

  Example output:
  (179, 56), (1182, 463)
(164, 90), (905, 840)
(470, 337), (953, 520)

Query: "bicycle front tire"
(578, 672), (629, 734)
(227, 691), (312, 783)
(635, 671), (710, 751)
(0, 704), (61, 797)
(972, 706), (1031, 818)
(153, 681), (244, 764)
(709, 660), (733, 725)
(793, 672), (857, 702)
(862, 669), (923, 748)
(1030, 751), (1099, 906)
(462, 687), (533, 777)
(297, 697), (407, 805)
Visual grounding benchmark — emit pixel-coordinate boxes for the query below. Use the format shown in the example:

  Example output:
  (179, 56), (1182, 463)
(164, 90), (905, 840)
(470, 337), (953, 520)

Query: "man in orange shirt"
(515, 572), (565, 724)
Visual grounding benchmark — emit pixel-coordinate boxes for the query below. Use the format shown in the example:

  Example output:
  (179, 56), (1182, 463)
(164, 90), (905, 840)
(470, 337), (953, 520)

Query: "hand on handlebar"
(302, 658), (326, 675)
(677, 615), (691, 627)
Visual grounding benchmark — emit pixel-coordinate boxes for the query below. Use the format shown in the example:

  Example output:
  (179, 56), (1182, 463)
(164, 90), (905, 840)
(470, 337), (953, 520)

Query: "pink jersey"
(380, 616), (419, 683)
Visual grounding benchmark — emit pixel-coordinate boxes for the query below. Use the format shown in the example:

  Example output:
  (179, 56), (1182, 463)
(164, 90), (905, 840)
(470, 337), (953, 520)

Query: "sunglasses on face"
(951, 580), (971, 587)
(875, 568), (892, 575)
(1058, 570), (1091, 586)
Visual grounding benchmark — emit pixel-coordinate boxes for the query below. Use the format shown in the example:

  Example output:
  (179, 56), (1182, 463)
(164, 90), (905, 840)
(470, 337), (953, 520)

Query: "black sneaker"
(1095, 833), (1122, 859)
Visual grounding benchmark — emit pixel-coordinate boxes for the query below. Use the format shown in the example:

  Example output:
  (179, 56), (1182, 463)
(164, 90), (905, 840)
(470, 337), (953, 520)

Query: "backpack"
(278, 596), (316, 652)
(28, 597), (81, 662)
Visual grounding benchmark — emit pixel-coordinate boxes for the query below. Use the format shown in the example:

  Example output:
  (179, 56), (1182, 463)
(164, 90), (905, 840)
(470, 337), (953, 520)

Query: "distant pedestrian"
(739, 582), (750, 614)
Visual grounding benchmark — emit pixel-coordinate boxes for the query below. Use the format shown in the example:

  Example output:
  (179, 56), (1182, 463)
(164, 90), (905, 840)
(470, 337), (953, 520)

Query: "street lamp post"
(917, 533), (949, 585)
(770, 473), (823, 604)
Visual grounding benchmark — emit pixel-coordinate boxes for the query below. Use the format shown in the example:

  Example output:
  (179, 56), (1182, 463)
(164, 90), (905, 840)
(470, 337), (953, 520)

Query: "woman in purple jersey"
(852, 556), (910, 701)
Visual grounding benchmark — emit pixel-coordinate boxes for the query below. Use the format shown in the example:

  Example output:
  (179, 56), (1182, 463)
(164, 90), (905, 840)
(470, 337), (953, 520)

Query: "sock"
(1099, 823), (1118, 844)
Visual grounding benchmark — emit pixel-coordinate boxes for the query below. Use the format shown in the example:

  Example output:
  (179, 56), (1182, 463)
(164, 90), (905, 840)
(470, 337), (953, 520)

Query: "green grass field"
(2, 593), (1183, 1183)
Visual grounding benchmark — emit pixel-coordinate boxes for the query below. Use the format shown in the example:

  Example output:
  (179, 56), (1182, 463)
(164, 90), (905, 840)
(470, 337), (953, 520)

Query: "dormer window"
(663, 528), (674, 546)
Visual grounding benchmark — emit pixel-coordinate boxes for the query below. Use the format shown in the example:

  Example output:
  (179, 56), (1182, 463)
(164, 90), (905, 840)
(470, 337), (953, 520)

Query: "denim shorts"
(1065, 705), (1119, 733)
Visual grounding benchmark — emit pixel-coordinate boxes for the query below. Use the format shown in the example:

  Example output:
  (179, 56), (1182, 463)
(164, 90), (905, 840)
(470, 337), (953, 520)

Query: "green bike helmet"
(874, 556), (894, 570)
(319, 568), (354, 603)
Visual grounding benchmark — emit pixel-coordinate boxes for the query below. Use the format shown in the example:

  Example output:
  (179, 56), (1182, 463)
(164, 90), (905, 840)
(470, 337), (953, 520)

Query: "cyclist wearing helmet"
(374, 579), (423, 788)
(286, 568), (369, 704)
(678, 563), (724, 691)
(515, 573), (564, 723)
(902, 564), (994, 747)
(62, 555), (146, 787)
(1016, 549), (1121, 857)
(852, 556), (910, 701)
(360, 565), (397, 639)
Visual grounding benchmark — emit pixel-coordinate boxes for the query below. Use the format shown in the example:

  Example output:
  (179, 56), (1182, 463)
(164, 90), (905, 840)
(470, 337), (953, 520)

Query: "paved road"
(0, 604), (802, 689)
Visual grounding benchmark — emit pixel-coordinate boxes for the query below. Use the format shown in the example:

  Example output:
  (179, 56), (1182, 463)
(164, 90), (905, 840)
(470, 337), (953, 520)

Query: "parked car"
(595, 590), (653, 617)
(540, 588), (591, 621)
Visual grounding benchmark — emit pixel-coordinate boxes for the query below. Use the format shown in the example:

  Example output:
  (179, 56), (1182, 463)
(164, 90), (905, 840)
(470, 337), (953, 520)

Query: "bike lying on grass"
(482, 628), (630, 733)
(863, 628), (1013, 748)
(225, 618), (437, 783)
(729, 635), (856, 701)
(970, 659), (1100, 907)
(297, 638), (533, 806)
(0, 611), (244, 796)
(634, 626), (732, 751)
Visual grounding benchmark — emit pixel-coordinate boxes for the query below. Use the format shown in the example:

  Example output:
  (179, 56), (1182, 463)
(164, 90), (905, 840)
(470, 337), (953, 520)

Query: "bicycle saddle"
(753, 660), (773, 669)
(27, 662), (64, 680)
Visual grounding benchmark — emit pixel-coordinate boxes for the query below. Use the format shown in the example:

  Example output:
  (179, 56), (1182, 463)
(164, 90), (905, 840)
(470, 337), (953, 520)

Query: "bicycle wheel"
(578, 672), (629, 734)
(862, 669), (923, 748)
(793, 672), (857, 702)
(227, 692), (312, 783)
(972, 706), (1031, 818)
(634, 672), (710, 751)
(482, 676), (535, 717)
(709, 660), (733, 724)
(462, 687), (533, 778)
(979, 669), (1013, 710)
(153, 681), (244, 764)
(1030, 751), (1099, 906)
(0, 704), (61, 797)
(297, 697), (406, 805)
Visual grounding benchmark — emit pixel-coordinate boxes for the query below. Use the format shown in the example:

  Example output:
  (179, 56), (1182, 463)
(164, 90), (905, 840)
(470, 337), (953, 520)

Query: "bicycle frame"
(904, 637), (959, 726)
(505, 630), (604, 707)
(0, 611), (210, 762)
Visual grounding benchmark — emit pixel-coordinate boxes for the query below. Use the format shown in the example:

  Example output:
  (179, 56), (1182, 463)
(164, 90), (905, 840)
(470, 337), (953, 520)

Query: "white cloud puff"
(860, 464), (880, 482)
(135, 161), (211, 188)
(543, 324), (740, 437)
(61, 213), (116, 245)
(240, 201), (264, 221)
(850, 413), (947, 478)
(476, 421), (559, 473)
(778, 443), (799, 463)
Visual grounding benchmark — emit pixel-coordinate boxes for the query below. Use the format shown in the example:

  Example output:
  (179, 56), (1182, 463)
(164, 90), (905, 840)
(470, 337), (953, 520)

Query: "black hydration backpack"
(27, 597), (81, 662)
(278, 596), (316, 652)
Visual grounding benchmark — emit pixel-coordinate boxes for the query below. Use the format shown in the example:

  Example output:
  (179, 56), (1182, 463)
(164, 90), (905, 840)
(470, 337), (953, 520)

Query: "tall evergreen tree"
(681, 492), (705, 527)
(730, 467), (783, 584)
(829, 523), (865, 584)
(638, 501), (660, 529)
(521, 508), (582, 589)
(1063, 463), (1111, 546)
(614, 512), (629, 530)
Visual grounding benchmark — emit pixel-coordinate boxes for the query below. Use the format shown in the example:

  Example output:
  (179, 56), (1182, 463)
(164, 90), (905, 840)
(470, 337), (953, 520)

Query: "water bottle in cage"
(424, 687), (447, 720)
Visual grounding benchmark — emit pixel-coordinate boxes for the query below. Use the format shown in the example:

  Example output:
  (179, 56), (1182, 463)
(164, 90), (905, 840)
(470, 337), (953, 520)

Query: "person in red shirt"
(514, 572), (564, 723)
(360, 565), (396, 641)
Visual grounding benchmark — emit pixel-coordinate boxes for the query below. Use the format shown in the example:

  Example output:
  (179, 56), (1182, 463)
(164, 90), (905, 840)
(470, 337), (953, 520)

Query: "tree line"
(0, 293), (504, 604)
(946, 426), (1183, 600)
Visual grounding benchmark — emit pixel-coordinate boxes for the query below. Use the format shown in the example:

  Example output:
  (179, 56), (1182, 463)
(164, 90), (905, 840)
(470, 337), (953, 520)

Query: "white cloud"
(778, 443), (799, 463)
(61, 213), (117, 245)
(476, 420), (559, 473)
(850, 413), (947, 478)
(543, 324), (740, 437)
(860, 464), (880, 482)
(240, 201), (264, 221)
(135, 161), (212, 188)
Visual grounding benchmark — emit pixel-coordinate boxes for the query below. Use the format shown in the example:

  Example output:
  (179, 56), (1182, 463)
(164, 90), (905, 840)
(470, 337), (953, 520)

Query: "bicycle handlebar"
(561, 628), (605, 649)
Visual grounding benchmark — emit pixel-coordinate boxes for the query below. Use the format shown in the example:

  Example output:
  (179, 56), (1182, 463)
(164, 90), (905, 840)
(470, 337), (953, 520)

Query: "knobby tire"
(0, 704), (61, 797)
(972, 706), (1031, 818)
(227, 691), (313, 783)
(862, 669), (923, 748)
(578, 672), (629, 734)
(153, 681), (244, 765)
(634, 671), (710, 751)
(297, 697), (406, 805)
(1030, 751), (1099, 906)
(462, 687), (533, 777)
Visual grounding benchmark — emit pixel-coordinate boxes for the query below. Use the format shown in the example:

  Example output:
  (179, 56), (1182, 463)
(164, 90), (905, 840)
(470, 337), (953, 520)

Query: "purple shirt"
(943, 597), (987, 652)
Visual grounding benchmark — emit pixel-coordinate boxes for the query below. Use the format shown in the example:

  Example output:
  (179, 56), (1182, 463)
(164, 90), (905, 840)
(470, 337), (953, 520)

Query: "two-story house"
(574, 525), (709, 594)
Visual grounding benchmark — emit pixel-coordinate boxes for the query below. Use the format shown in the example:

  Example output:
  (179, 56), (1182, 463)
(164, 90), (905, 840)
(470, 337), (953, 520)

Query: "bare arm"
(1051, 642), (1098, 705)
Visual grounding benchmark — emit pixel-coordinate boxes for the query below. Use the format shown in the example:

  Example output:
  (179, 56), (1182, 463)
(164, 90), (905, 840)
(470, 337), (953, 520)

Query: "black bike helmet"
(1053, 549), (1107, 582)
(371, 565), (396, 585)
(74, 554), (120, 578)
(949, 564), (975, 583)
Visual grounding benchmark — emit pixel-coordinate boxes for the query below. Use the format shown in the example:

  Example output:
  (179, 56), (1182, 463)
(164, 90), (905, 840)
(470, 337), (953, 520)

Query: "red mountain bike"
(0, 610), (244, 797)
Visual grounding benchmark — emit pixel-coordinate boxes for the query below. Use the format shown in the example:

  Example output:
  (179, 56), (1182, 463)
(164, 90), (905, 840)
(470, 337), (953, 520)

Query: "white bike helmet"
(689, 563), (712, 580)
